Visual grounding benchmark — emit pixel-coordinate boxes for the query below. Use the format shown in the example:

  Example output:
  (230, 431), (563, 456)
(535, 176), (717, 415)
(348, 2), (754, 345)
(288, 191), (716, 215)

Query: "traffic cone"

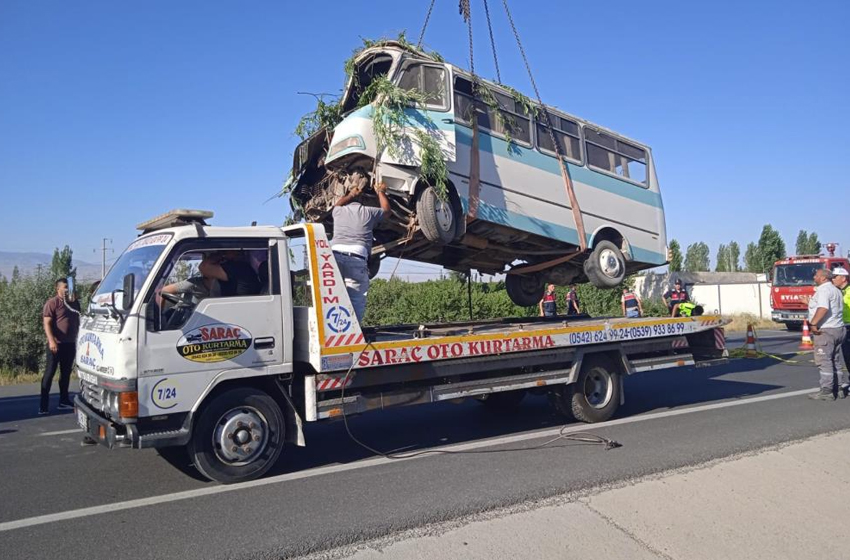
(799, 320), (814, 350)
(745, 324), (758, 358)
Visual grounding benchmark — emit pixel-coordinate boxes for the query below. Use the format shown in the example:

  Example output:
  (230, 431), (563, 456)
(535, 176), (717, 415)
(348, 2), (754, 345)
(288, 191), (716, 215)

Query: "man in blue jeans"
(331, 182), (391, 322)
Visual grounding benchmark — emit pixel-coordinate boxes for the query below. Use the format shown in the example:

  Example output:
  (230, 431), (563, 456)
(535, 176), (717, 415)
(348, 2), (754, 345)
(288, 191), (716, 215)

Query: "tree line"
(0, 246), (93, 376)
(668, 226), (824, 274)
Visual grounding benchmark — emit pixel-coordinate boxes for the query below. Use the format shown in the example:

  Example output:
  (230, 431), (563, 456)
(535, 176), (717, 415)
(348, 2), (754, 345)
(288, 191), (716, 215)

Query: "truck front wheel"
(189, 387), (285, 484)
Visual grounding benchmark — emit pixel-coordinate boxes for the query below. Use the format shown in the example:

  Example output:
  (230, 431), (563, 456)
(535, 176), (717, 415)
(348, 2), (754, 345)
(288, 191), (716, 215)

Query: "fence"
(634, 272), (773, 319)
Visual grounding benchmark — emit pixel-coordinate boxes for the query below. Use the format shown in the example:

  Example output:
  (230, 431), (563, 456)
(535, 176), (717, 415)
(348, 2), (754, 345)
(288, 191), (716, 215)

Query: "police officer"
(538, 284), (557, 317)
(664, 279), (689, 317)
(621, 288), (643, 318)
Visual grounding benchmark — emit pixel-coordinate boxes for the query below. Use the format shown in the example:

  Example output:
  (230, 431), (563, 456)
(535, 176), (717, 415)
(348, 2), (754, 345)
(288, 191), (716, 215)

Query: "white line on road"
(0, 387), (816, 533)
(36, 429), (82, 437)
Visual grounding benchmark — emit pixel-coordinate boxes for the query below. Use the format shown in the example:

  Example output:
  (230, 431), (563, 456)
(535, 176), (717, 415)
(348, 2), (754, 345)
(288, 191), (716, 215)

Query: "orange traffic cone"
(799, 320), (814, 350)
(745, 324), (758, 358)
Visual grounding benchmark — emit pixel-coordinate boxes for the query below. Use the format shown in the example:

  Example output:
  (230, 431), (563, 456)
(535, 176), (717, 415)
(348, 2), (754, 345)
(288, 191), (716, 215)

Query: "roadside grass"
(723, 313), (784, 333)
(0, 368), (79, 386)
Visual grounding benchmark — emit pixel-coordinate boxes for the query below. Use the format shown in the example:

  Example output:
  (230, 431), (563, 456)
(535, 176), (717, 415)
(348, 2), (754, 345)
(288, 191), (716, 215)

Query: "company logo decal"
(325, 305), (352, 334)
(176, 324), (253, 363)
(151, 378), (179, 409)
(78, 332), (107, 371)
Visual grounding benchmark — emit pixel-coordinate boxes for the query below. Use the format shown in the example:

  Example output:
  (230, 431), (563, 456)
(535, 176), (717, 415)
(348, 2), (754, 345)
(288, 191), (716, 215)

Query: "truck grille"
(80, 378), (106, 413)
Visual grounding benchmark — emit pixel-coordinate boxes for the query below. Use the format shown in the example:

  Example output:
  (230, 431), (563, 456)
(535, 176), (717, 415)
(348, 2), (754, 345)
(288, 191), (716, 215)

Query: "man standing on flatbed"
(331, 182), (391, 321)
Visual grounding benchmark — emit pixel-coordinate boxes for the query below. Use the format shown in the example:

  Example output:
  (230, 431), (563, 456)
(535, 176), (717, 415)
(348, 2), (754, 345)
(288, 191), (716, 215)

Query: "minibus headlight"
(327, 135), (365, 158)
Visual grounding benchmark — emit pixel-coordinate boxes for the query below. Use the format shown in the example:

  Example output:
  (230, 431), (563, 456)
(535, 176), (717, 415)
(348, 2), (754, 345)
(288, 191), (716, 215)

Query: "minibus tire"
(417, 186), (457, 244)
(585, 241), (626, 288)
(189, 388), (285, 484)
(506, 273), (544, 307)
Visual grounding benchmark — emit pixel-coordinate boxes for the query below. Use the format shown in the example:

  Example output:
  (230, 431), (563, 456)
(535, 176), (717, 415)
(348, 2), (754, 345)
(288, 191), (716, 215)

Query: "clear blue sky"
(1, 0), (848, 275)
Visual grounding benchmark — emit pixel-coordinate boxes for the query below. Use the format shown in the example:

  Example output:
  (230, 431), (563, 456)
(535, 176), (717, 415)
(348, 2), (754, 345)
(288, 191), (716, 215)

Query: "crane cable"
(416, 0), (437, 49)
(482, 0), (501, 83)
(499, 0), (587, 251)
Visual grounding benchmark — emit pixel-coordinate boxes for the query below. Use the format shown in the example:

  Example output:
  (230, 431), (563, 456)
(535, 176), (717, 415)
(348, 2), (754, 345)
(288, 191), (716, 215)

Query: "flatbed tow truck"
(74, 210), (728, 483)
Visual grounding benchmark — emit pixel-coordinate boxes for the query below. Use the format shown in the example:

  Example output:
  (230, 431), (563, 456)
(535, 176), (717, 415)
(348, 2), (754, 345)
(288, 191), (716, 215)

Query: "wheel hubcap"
(584, 369), (613, 409)
(435, 200), (453, 232)
(598, 249), (622, 279)
(213, 407), (268, 465)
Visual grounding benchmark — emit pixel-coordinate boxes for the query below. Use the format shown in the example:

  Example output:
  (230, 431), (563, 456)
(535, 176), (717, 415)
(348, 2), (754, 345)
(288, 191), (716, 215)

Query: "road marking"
(0, 387), (817, 533)
(37, 429), (82, 437)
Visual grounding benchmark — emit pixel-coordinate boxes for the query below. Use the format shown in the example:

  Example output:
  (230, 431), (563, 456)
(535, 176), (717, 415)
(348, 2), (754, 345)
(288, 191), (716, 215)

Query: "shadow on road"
(0, 394), (76, 424)
(268, 357), (787, 478)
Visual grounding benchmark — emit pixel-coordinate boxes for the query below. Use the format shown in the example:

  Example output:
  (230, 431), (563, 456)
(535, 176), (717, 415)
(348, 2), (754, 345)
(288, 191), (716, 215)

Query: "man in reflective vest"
(621, 288), (643, 318)
(538, 284), (557, 317)
(831, 266), (850, 397)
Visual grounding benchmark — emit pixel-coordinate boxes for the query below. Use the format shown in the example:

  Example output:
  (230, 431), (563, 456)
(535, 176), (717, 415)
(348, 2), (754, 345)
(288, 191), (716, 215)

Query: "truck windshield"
(91, 233), (173, 308)
(772, 263), (821, 287)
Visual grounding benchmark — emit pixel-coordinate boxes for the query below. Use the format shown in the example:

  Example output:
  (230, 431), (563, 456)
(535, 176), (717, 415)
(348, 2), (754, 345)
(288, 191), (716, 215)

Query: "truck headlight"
(327, 135), (365, 159)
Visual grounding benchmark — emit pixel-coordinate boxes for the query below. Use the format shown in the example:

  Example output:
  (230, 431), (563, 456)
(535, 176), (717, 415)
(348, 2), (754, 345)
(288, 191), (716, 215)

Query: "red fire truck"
(770, 243), (849, 330)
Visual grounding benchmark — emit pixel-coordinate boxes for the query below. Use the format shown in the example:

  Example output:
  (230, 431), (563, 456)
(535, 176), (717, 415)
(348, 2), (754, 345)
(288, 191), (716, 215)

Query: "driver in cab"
(161, 250), (261, 303)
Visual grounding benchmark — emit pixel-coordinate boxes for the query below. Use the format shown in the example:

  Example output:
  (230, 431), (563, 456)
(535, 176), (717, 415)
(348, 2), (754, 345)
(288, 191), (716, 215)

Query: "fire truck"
(770, 243), (850, 330)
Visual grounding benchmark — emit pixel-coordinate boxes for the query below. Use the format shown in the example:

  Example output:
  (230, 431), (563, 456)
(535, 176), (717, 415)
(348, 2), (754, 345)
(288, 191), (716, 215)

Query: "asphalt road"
(2, 329), (847, 559)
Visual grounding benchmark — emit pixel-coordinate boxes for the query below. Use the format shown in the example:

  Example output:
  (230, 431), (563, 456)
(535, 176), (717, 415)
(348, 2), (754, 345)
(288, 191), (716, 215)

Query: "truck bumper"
(74, 396), (191, 449)
(771, 311), (807, 323)
(74, 395), (137, 448)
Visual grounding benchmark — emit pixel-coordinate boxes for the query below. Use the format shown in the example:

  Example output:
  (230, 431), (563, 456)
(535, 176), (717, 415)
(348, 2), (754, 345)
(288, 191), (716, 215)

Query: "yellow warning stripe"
(304, 224), (325, 343)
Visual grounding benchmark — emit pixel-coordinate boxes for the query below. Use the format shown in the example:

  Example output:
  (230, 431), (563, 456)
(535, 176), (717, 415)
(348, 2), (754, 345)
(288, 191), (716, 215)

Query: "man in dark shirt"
(41, 278), (80, 414)
(200, 251), (261, 297)
(663, 279), (689, 317)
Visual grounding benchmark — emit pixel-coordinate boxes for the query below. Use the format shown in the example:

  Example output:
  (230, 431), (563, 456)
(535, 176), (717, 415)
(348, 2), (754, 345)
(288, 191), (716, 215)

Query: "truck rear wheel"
(551, 356), (621, 423)
(189, 387), (285, 484)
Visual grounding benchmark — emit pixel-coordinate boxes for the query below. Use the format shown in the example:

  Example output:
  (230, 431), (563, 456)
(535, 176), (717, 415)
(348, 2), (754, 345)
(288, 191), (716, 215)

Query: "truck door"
(136, 238), (289, 417)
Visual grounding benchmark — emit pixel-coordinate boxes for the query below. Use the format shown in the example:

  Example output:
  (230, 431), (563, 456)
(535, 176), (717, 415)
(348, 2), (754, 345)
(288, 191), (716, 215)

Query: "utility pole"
(96, 238), (113, 280)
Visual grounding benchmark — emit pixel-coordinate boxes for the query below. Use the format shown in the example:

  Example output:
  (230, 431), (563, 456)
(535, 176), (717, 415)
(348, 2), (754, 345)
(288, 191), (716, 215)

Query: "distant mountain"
(0, 251), (102, 281)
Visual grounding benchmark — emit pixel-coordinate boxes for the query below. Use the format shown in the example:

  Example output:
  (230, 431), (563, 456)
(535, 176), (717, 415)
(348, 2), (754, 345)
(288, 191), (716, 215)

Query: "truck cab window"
(152, 247), (264, 331)
(287, 237), (313, 307)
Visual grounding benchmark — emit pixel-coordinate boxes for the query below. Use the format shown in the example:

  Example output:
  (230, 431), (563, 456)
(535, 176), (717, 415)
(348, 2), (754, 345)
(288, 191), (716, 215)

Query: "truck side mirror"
(122, 273), (135, 310)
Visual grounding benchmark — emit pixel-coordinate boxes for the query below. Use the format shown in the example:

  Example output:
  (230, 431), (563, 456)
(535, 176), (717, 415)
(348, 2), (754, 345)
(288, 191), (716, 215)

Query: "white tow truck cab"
(75, 210), (728, 484)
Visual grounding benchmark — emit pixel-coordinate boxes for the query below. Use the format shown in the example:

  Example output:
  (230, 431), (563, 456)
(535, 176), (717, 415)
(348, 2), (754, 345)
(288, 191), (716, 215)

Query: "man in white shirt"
(807, 268), (848, 400)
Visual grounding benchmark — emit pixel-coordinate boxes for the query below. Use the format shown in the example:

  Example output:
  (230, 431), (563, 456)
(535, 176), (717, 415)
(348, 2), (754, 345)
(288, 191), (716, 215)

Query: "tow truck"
(74, 210), (729, 484)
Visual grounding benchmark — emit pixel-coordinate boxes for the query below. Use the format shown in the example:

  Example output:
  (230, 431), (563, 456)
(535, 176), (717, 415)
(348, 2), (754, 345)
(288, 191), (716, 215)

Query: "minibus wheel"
(189, 387), (285, 484)
(506, 272), (544, 307)
(417, 186), (458, 244)
(584, 241), (626, 288)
